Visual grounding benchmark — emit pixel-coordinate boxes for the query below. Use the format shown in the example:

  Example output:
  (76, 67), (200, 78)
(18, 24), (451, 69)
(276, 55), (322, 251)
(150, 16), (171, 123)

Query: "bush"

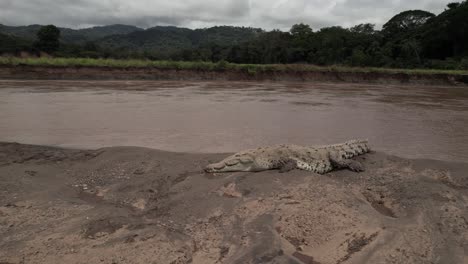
(425, 58), (460, 70)
(460, 58), (468, 70)
(216, 60), (228, 70)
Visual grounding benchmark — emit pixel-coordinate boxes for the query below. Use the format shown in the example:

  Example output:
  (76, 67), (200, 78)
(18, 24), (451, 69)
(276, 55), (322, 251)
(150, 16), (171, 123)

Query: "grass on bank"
(1, 57), (467, 76)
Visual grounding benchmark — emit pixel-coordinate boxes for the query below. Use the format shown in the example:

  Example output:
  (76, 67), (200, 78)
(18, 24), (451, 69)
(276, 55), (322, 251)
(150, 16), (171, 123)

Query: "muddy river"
(0, 80), (467, 162)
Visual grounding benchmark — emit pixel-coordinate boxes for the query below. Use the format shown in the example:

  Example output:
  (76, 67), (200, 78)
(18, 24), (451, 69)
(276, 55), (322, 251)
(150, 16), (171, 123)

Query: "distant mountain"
(0, 24), (262, 55)
(98, 26), (193, 53)
(61, 24), (144, 43)
(0, 24), (143, 43)
(0, 24), (43, 40)
(96, 25), (263, 55)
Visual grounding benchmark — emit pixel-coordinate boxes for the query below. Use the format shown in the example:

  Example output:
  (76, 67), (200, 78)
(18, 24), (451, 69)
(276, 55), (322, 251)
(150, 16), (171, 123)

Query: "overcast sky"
(0, 0), (450, 30)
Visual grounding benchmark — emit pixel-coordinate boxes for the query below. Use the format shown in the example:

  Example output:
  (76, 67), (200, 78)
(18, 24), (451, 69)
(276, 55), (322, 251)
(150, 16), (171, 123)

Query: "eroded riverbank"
(1, 65), (468, 85)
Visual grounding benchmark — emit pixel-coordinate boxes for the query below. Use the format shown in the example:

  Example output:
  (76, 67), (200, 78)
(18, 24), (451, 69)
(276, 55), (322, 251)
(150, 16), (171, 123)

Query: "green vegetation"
(35, 25), (60, 53)
(1, 57), (466, 76)
(0, 1), (467, 70)
(97, 26), (262, 59)
(0, 33), (31, 53)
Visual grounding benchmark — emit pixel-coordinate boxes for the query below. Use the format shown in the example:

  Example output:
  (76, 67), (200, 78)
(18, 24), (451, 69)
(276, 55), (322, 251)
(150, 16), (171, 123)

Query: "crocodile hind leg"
(330, 152), (364, 172)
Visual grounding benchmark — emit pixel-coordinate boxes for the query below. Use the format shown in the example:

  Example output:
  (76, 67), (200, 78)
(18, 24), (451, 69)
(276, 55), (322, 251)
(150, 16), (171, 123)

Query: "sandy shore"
(0, 142), (467, 263)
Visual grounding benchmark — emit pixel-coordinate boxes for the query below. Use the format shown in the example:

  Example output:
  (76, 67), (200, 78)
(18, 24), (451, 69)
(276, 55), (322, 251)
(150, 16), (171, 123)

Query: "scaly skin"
(205, 140), (370, 174)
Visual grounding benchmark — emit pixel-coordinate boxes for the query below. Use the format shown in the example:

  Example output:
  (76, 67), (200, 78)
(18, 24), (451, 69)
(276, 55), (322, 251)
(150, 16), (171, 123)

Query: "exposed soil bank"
(1, 142), (467, 263)
(1, 65), (468, 86)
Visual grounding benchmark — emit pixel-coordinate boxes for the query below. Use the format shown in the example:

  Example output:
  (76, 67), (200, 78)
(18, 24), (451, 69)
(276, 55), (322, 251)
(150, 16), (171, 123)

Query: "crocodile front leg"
(330, 151), (364, 172)
(278, 159), (316, 173)
(295, 159), (330, 174)
(279, 159), (298, 173)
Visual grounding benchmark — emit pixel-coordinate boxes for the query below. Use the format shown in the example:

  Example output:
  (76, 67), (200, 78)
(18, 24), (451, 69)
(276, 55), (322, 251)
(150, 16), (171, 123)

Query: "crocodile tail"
(321, 139), (370, 158)
(343, 139), (370, 157)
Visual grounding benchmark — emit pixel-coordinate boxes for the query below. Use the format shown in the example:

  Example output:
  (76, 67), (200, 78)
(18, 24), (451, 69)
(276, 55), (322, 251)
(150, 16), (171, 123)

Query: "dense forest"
(1, 1), (467, 70)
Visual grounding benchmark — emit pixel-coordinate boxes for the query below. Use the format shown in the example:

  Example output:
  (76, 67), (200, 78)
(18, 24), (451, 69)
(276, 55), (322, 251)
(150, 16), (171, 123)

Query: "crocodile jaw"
(205, 156), (255, 172)
(205, 162), (227, 172)
(205, 162), (252, 172)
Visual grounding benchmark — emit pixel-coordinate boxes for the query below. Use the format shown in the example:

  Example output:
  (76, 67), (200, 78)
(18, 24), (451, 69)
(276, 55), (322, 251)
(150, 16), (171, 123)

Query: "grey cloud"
(331, 0), (446, 27)
(0, 0), (450, 30)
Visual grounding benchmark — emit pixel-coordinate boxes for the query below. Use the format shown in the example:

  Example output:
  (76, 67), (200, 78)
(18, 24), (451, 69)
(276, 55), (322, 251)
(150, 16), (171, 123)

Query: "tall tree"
(35, 25), (61, 53)
(289, 24), (313, 62)
(382, 10), (435, 38)
(350, 23), (376, 35)
(421, 1), (468, 59)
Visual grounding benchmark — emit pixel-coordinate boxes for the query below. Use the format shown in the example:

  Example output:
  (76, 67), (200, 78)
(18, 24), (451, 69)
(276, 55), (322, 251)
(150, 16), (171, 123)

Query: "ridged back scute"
(318, 139), (370, 158)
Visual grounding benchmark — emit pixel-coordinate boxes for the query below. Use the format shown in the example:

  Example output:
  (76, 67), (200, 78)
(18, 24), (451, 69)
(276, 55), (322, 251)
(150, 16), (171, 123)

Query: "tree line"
(1, 1), (467, 70)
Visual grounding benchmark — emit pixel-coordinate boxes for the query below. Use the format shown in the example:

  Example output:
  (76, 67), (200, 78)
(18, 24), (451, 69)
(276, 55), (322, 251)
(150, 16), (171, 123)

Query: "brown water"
(0, 80), (467, 162)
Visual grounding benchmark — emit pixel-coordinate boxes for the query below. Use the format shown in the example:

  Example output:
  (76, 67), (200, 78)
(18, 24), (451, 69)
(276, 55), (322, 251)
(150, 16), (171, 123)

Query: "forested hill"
(97, 26), (263, 57)
(0, 24), (143, 43)
(0, 1), (467, 70)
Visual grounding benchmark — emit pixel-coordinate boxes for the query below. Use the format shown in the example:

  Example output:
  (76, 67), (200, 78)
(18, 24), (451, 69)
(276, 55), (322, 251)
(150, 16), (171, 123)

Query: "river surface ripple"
(0, 80), (467, 162)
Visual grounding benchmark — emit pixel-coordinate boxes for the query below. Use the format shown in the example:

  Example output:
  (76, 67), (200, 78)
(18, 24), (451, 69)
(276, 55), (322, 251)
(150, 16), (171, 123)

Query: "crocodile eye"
(240, 157), (253, 164)
(226, 159), (240, 166)
(213, 163), (225, 170)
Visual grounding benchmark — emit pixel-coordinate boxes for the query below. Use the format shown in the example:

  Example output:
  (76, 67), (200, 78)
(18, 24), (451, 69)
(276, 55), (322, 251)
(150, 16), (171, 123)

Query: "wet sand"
(1, 142), (467, 264)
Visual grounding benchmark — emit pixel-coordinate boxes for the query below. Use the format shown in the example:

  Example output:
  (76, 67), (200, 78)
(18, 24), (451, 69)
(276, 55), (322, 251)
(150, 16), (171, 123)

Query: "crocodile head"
(205, 154), (258, 173)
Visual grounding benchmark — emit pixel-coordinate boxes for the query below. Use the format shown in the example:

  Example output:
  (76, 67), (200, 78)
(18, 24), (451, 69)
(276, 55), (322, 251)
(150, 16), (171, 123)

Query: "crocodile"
(205, 140), (370, 174)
